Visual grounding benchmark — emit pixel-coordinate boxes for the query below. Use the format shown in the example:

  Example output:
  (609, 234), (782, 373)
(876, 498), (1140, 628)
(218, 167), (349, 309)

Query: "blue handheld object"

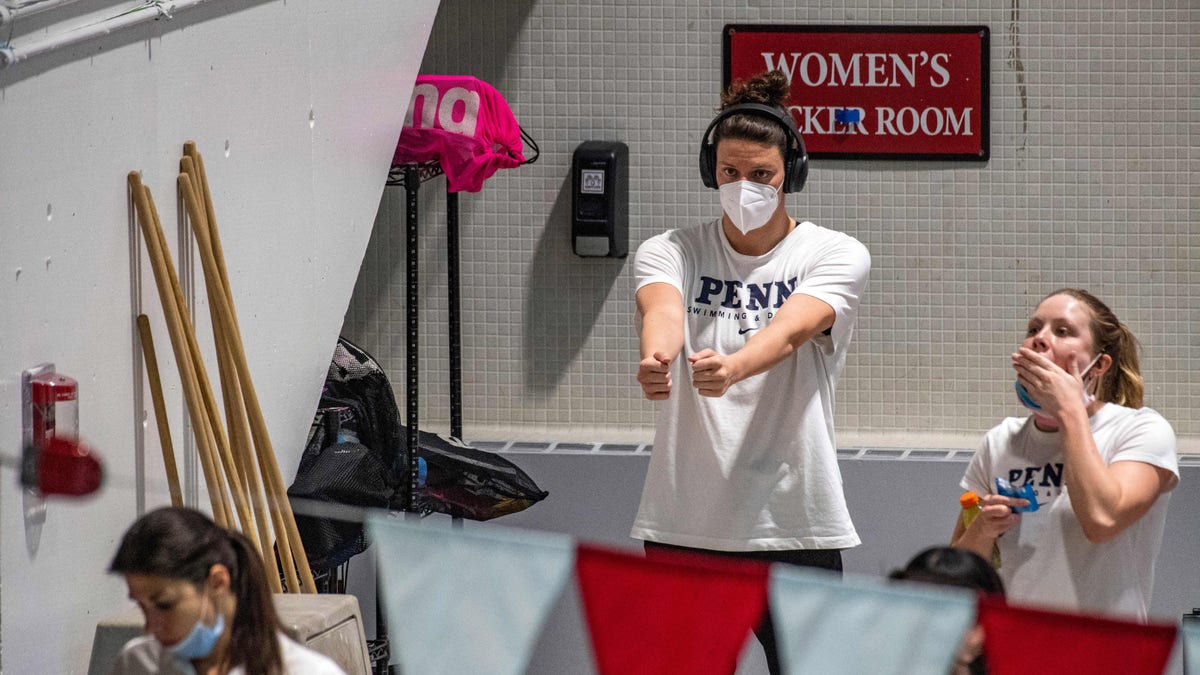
(1015, 380), (1042, 411)
(995, 477), (1040, 513)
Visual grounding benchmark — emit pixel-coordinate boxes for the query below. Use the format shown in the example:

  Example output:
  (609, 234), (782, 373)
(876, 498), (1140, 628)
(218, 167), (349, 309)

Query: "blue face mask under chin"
(169, 609), (225, 662)
(1014, 379), (1042, 410)
(1015, 352), (1103, 413)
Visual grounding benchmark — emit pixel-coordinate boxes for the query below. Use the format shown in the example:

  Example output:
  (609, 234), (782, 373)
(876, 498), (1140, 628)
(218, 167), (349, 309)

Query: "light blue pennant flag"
(366, 513), (574, 675)
(770, 565), (975, 675)
(1182, 620), (1200, 675)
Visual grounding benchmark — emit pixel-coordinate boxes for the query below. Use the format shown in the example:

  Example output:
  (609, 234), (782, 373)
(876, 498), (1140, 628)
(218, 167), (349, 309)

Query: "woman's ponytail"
(1102, 321), (1144, 409)
(226, 529), (284, 675)
(1047, 288), (1144, 409)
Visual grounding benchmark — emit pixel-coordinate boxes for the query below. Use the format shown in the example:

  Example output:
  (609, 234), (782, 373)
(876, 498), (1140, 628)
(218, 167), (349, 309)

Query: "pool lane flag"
(575, 544), (770, 675)
(366, 514), (573, 675)
(771, 566), (974, 675)
(977, 596), (1178, 675)
(1182, 619), (1200, 675)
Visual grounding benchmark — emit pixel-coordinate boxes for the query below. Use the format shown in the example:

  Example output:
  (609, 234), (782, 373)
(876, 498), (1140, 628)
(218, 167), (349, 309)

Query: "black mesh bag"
(287, 338), (406, 572)
(315, 338), (407, 487)
(287, 435), (393, 571)
(410, 430), (549, 521)
(288, 336), (549, 571)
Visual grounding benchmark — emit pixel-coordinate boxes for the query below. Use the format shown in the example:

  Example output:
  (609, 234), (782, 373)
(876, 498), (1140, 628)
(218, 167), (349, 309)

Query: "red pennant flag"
(575, 544), (769, 675)
(978, 596), (1178, 675)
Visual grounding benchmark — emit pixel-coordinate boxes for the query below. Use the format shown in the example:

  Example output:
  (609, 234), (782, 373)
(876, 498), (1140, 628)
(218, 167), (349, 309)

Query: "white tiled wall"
(344, 1), (1198, 445)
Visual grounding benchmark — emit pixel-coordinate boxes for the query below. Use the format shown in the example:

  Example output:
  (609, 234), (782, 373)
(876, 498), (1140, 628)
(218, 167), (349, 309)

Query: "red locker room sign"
(724, 25), (990, 160)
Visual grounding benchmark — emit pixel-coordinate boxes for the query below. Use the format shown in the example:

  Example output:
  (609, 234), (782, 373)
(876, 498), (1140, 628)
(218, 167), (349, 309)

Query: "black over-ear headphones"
(697, 102), (809, 193)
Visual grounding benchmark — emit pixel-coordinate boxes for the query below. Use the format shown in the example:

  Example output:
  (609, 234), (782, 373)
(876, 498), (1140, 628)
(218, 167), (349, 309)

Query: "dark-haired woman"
(632, 69), (870, 673)
(109, 507), (345, 675)
(890, 547), (1005, 675)
(952, 289), (1178, 620)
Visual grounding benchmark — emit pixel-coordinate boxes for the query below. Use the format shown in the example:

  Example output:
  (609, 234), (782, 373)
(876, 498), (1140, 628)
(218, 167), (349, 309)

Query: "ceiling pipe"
(0, 0), (91, 28)
(1, 0), (218, 70)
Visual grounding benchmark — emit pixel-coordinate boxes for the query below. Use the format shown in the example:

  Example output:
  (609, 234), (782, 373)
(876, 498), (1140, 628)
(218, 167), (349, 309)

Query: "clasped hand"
(688, 349), (741, 397)
(637, 349), (743, 399)
(637, 353), (673, 401)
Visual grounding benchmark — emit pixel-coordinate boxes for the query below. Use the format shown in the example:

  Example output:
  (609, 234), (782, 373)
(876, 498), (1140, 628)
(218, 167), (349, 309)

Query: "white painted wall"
(0, 1), (439, 672)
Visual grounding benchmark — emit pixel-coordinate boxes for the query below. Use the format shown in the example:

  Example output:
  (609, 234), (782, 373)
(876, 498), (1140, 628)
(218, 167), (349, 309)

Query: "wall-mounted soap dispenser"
(571, 141), (628, 258)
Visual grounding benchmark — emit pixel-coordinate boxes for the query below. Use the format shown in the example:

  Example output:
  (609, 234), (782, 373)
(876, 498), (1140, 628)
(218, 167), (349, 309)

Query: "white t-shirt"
(111, 632), (347, 675)
(961, 404), (1179, 620)
(632, 218), (870, 551)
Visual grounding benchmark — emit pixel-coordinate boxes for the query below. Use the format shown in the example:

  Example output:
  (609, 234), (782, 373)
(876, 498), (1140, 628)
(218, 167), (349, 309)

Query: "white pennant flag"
(366, 513), (574, 675)
(1182, 621), (1200, 675)
(770, 565), (975, 675)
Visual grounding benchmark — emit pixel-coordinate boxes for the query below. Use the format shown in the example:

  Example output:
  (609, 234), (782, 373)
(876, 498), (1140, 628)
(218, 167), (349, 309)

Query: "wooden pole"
(128, 173), (227, 525)
(175, 157), (263, 557)
(185, 145), (314, 593)
(180, 150), (282, 592)
(136, 314), (183, 508)
(144, 185), (236, 527)
(177, 172), (315, 594)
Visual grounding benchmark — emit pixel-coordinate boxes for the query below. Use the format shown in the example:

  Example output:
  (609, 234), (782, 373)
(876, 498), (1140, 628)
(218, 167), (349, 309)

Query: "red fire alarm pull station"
(30, 372), (78, 447)
(19, 366), (102, 499)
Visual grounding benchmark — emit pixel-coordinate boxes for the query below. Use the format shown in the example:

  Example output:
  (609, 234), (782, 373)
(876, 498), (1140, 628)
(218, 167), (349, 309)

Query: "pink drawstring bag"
(393, 75), (525, 193)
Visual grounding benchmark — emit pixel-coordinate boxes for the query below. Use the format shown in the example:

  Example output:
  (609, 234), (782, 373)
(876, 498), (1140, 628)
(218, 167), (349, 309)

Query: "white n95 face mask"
(719, 180), (779, 235)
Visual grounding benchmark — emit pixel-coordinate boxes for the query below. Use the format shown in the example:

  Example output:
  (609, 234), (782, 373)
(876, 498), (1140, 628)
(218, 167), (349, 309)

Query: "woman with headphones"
(632, 69), (870, 673)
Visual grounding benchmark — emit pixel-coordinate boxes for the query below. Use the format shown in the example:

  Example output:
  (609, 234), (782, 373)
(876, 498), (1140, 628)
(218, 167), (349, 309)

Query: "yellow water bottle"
(959, 491), (1001, 568)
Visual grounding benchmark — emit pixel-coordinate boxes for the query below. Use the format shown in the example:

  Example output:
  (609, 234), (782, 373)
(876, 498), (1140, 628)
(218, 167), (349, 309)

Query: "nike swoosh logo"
(738, 327), (759, 335)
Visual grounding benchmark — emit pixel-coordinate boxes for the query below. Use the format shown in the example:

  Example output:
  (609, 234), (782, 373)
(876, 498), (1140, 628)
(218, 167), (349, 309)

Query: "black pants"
(643, 541), (843, 675)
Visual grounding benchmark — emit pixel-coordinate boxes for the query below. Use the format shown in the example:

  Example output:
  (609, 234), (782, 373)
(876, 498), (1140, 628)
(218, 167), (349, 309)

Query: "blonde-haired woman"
(953, 289), (1178, 620)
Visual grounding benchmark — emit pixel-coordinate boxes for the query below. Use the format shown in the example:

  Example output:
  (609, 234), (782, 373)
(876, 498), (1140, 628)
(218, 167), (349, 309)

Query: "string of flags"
(366, 515), (1187, 675)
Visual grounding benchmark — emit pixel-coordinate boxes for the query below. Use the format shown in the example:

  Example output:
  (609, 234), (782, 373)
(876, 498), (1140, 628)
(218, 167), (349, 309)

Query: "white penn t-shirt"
(632, 218), (870, 551)
(962, 404), (1179, 620)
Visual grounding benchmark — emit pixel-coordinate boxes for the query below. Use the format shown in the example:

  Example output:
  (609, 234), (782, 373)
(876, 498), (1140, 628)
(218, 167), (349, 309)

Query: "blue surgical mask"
(1015, 352), (1103, 413)
(169, 609), (225, 662)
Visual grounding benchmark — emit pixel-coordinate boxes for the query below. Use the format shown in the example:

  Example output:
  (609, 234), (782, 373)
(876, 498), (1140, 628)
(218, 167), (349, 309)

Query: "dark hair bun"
(721, 69), (790, 110)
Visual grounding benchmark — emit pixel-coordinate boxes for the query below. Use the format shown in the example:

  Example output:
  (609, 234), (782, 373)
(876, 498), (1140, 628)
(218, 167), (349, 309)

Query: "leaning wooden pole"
(174, 157), (263, 558)
(177, 172), (316, 594)
(180, 151), (282, 592)
(136, 314), (183, 508)
(129, 173), (228, 525)
(183, 149), (261, 508)
(144, 186), (236, 526)
(185, 146), (314, 593)
(175, 165), (289, 586)
(183, 149), (258, 499)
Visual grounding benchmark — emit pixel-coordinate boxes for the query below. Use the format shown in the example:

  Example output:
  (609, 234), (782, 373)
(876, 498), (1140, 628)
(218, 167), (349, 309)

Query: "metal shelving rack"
(370, 128), (537, 675)
(384, 125), (539, 487)
(384, 160), (449, 511)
